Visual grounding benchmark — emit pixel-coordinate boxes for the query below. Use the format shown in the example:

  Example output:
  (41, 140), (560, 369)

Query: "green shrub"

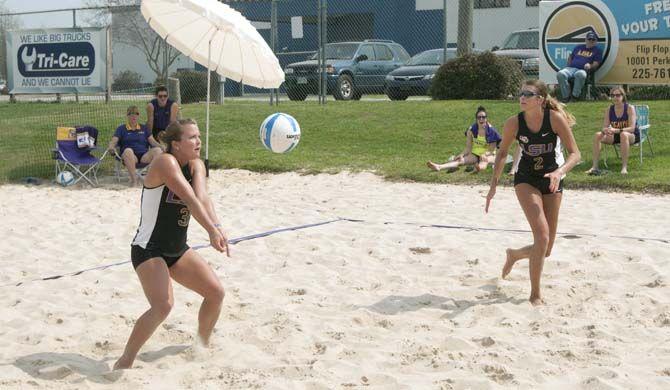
(430, 51), (524, 100)
(112, 70), (143, 91)
(628, 85), (670, 100)
(172, 70), (220, 104)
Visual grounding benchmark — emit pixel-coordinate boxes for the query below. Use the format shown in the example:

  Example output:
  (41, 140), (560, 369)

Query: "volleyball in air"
(259, 113), (301, 153)
(56, 171), (75, 186)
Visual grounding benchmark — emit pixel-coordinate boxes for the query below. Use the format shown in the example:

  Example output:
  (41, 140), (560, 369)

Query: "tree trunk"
(457, 0), (473, 56)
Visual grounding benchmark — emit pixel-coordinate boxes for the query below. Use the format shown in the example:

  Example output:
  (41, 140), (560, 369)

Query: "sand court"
(1, 170), (669, 389)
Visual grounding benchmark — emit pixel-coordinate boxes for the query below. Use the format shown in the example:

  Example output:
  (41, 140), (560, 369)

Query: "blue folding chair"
(53, 126), (108, 186)
(604, 104), (654, 167)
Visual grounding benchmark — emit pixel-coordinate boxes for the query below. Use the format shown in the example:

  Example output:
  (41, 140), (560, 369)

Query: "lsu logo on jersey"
(522, 143), (555, 157)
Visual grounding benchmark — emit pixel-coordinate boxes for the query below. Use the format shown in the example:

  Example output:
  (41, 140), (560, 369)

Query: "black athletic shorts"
(514, 171), (564, 195)
(120, 147), (146, 163)
(613, 131), (640, 145)
(131, 243), (190, 269)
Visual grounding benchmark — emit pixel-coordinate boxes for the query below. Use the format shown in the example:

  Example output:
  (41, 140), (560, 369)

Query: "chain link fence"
(0, 0), (667, 182)
(3, 1), (638, 107)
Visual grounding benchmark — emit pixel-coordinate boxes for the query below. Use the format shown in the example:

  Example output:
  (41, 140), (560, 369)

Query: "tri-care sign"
(6, 28), (107, 93)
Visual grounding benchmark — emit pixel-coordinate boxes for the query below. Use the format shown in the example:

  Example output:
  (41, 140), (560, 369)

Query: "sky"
(4, 0), (98, 29)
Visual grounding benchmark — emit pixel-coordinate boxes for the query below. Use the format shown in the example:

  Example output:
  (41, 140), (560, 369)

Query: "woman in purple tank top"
(586, 86), (639, 175)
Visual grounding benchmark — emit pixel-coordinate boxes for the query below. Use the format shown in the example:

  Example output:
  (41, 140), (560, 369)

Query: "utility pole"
(319, 0), (328, 105)
(270, 0), (278, 105)
(72, 9), (79, 103)
(457, 0), (473, 56)
(443, 0), (448, 64)
(105, 26), (112, 103)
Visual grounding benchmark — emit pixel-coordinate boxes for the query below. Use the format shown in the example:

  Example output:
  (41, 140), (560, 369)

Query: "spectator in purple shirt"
(108, 105), (163, 186)
(556, 31), (603, 103)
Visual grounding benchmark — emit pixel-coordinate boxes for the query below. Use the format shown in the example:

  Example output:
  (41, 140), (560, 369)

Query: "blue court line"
(3, 217), (666, 288)
(340, 218), (669, 244)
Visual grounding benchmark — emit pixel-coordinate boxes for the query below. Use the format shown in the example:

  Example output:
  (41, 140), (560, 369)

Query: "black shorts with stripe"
(131, 242), (190, 269)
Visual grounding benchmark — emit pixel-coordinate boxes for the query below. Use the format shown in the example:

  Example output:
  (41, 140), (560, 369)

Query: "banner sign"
(6, 28), (107, 94)
(540, 0), (670, 85)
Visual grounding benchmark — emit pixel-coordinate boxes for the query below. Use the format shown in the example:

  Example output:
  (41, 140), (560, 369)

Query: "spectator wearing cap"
(556, 31), (603, 103)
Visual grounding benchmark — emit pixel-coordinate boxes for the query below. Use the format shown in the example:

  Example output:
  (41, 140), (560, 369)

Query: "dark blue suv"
(284, 40), (410, 101)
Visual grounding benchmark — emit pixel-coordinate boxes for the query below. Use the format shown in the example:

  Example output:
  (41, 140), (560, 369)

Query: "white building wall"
(418, 0), (540, 50)
(111, 41), (195, 85)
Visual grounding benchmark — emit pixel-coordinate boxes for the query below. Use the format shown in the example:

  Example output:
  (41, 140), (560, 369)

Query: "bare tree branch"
(85, 0), (182, 82)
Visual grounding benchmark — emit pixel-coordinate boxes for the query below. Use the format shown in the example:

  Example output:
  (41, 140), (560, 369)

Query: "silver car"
(492, 28), (539, 76)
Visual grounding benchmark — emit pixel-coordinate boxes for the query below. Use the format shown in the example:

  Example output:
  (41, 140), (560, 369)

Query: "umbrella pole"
(205, 39), (211, 177)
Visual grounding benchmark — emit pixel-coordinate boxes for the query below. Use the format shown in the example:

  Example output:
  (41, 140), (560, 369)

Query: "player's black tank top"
(516, 109), (562, 177)
(132, 163), (192, 255)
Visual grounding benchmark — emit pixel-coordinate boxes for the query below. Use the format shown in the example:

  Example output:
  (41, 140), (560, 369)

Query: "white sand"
(1, 170), (669, 389)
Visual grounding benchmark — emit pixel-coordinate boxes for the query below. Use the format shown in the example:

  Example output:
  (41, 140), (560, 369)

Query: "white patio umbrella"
(141, 0), (284, 169)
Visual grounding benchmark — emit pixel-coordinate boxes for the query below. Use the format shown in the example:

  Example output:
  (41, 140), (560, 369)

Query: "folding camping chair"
(604, 104), (654, 168)
(113, 148), (149, 183)
(53, 126), (108, 186)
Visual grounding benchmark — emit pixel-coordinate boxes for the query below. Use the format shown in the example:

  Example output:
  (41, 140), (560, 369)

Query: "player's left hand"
(544, 169), (563, 193)
(485, 185), (496, 213)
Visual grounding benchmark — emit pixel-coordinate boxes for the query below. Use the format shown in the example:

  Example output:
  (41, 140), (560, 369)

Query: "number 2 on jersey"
(533, 156), (544, 171)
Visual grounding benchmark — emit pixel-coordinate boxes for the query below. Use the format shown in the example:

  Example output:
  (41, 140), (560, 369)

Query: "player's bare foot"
(426, 161), (441, 171)
(502, 248), (516, 279)
(196, 334), (211, 348)
(529, 295), (544, 306)
(113, 355), (133, 370)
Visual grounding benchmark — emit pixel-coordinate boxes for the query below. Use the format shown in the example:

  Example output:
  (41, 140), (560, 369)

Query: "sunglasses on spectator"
(587, 38), (597, 41)
(518, 91), (539, 98)
(610, 93), (623, 97)
(477, 115), (487, 119)
(127, 112), (140, 115)
(157, 94), (168, 98)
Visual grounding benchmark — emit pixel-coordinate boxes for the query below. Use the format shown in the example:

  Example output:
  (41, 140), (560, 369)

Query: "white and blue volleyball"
(56, 171), (75, 186)
(259, 113), (301, 154)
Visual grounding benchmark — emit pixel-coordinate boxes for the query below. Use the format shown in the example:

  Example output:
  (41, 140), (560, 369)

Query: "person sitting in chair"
(147, 86), (179, 142)
(556, 31), (602, 103)
(108, 105), (164, 186)
(585, 86), (639, 176)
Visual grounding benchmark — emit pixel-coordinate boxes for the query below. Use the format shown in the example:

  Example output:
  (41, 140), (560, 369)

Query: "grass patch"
(1, 99), (668, 192)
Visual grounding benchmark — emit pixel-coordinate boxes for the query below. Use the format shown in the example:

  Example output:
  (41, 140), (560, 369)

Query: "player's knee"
(535, 231), (550, 249)
(208, 284), (225, 304)
(151, 300), (173, 319)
